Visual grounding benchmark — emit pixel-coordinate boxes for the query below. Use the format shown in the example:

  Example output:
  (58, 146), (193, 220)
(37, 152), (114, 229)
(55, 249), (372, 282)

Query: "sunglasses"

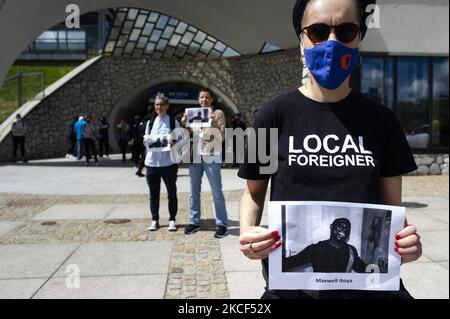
(301, 23), (361, 44)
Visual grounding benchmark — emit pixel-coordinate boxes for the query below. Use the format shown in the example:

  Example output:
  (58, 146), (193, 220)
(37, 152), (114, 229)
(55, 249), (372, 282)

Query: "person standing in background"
(74, 116), (87, 160)
(66, 116), (78, 159)
(181, 89), (229, 238)
(145, 93), (180, 232)
(98, 116), (110, 158)
(83, 115), (98, 165)
(11, 113), (27, 163)
(117, 119), (129, 163)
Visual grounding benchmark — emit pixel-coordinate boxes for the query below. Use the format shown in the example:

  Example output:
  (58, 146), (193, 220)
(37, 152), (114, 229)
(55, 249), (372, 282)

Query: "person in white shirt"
(144, 93), (180, 232)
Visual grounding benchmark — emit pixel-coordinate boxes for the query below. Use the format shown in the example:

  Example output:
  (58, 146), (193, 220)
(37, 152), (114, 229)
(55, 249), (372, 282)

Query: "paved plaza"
(0, 155), (448, 299)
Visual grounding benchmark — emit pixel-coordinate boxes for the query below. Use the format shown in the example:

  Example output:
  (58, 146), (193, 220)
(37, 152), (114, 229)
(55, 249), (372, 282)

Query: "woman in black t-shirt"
(238, 0), (422, 299)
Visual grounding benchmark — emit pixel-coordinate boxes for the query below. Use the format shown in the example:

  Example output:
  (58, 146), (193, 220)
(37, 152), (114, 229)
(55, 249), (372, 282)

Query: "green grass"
(0, 64), (77, 124)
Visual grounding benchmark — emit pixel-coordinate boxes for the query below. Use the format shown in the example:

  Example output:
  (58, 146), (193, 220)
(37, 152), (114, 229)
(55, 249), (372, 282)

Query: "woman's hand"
(395, 223), (422, 264)
(180, 113), (187, 126)
(239, 226), (281, 260)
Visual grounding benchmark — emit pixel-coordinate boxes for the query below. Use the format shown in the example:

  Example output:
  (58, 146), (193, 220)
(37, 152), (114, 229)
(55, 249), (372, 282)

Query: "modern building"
(0, 0), (448, 172)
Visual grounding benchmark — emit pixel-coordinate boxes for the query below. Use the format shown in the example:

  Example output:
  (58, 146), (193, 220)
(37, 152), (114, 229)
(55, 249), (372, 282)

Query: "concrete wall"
(0, 50), (303, 161)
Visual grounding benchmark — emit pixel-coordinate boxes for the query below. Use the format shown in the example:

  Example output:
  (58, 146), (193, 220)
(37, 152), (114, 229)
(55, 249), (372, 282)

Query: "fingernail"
(275, 236), (281, 241)
(271, 231), (279, 236)
(275, 242), (282, 248)
(396, 235), (401, 240)
(395, 242), (399, 247)
(395, 247), (399, 253)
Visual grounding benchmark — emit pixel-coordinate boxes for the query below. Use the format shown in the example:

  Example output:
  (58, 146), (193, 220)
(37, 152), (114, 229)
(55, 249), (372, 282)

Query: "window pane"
(193, 31), (207, 44)
(127, 9), (138, 20)
(137, 36), (148, 49)
(169, 34), (182, 47)
(150, 29), (162, 42)
(181, 32), (195, 45)
(156, 39), (168, 51)
(129, 29), (141, 41)
(432, 58), (449, 147)
(175, 22), (187, 34)
(398, 57), (430, 149)
(156, 15), (169, 29)
(360, 56), (394, 108)
(109, 27), (121, 40)
(142, 23), (154, 36)
(122, 21), (134, 34)
(162, 26), (175, 39)
(135, 14), (147, 28)
(114, 12), (126, 26)
(148, 12), (159, 23)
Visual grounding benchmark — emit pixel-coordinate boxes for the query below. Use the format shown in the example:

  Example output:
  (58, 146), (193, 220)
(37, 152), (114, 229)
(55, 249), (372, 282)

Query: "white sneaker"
(168, 220), (177, 232)
(148, 221), (159, 231)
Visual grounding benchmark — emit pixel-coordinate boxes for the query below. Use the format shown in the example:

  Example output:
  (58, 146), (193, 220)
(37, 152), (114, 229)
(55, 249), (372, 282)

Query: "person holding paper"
(144, 92), (180, 232)
(237, 0), (422, 299)
(181, 88), (229, 238)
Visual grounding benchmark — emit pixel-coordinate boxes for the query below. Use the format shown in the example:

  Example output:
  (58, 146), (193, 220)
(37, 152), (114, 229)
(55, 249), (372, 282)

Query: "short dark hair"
(199, 88), (214, 99)
(293, 0), (376, 40)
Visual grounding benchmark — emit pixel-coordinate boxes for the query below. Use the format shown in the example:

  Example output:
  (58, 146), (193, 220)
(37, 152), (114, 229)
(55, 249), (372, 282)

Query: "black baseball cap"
(293, 0), (377, 39)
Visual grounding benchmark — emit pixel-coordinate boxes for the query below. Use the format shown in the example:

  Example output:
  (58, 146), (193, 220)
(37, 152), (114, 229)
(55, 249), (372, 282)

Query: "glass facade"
(104, 8), (240, 59)
(360, 55), (449, 150)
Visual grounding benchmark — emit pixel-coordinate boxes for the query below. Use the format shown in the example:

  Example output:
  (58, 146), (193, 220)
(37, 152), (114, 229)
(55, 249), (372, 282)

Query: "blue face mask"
(304, 40), (359, 90)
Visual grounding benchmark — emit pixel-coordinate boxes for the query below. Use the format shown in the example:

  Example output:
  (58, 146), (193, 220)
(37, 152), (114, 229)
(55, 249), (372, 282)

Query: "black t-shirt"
(238, 88), (417, 299)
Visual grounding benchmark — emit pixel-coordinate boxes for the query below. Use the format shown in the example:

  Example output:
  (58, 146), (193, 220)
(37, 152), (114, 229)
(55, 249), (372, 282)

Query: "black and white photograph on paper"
(268, 201), (405, 291)
(186, 107), (211, 128)
(144, 134), (171, 152)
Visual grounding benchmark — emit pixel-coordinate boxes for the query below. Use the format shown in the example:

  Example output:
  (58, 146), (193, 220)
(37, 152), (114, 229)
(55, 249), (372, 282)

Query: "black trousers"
(146, 165), (178, 222)
(67, 135), (76, 155)
(131, 142), (145, 166)
(12, 136), (26, 158)
(119, 139), (128, 161)
(98, 136), (110, 157)
(83, 138), (98, 163)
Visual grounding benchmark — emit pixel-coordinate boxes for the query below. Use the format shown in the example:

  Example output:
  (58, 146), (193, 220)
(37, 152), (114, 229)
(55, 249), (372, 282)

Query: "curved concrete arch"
(108, 74), (239, 151)
(0, 0), (296, 85)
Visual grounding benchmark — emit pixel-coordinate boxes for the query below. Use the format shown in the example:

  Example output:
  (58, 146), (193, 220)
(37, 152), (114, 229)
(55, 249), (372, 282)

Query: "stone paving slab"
(106, 204), (151, 220)
(421, 209), (449, 224)
(401, 262), (449, 299)
(406, 210), (449, 231)
(53, 241), (172, 277)
(0, 244), (78, 279)
(226, 271), (266, 299)
(419, 230), (449, 262)
(403, 196), (449, 211)
(0, 222), (22, 238)
(33, 274), (168, 299)
(32, 204), (116, 220)
(0, 278), (47, 299)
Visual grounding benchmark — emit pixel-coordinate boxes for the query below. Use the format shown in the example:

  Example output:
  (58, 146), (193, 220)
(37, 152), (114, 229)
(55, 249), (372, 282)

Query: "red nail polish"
(271, 231), (279, 236)
(275, 242), (282, 248)
(395, 247), (399, 253)
(275, 236), (281, 241)
(396, 235), (401, 240)
(395, 242), (399, 247)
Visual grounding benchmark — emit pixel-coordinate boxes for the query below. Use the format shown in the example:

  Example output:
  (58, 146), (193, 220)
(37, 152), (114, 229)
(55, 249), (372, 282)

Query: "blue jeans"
(76, 138), (84, 159)
(189, 159), (228, 227)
